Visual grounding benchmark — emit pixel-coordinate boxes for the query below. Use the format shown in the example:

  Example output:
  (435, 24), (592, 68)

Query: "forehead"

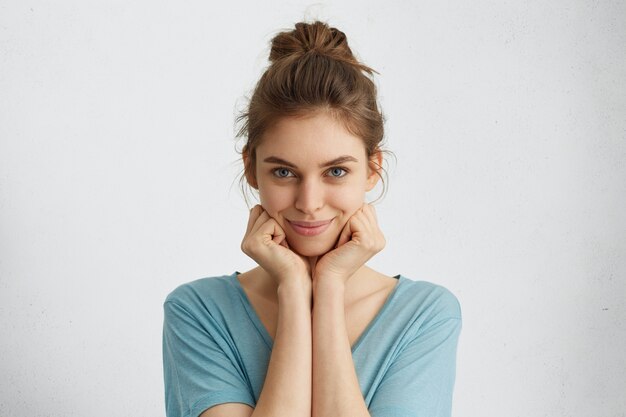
(257, 112), (367, 159)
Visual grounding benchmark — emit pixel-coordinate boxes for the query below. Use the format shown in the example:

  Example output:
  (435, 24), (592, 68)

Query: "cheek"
(337, 180), (366, 202)
(259, 185), (292, 215)
(327, 185), (365, 213)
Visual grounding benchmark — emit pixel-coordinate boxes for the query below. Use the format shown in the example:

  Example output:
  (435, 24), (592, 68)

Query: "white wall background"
(1, 1), (625, 416)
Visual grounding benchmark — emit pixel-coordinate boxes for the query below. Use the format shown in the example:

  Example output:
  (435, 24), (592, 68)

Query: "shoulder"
(163, 272), (238, 310)
(162, 272), (243, 338)
(396, 275), (462, 326)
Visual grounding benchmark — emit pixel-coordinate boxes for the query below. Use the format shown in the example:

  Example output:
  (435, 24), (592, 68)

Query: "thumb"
(335, 220), (353, 249)
(272, 230), (286, 246)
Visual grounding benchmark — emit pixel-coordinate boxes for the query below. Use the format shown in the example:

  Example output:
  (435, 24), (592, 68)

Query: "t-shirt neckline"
(230, 271), (404, 353)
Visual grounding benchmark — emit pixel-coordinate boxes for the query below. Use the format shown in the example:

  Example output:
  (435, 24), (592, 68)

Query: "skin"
(237, 110), (386, 417)
(242, 110), (385, 287)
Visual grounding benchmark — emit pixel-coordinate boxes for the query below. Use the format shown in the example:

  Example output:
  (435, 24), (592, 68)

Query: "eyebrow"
(262, 155), (359, 168)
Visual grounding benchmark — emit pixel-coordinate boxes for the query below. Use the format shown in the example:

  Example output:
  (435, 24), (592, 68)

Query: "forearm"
(253, 280), (312, 417)
(312, 280), (370, 417)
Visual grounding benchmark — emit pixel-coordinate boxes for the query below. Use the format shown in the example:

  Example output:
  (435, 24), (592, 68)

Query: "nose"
(294, 178), (324, 214)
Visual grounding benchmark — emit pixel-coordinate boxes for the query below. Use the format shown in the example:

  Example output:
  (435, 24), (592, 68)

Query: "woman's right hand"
(241, 205), (312, 289)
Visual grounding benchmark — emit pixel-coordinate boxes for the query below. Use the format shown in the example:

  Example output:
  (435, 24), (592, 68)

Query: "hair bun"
(269, 21), (375, 75)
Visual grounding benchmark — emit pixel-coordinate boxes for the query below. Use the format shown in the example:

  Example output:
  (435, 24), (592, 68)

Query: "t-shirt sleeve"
(368, 292), (462, 417)
(162, 299), (255, 417)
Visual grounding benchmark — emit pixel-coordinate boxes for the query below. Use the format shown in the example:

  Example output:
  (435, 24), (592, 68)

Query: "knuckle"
(241, 237), (258, 253)
(363, 238), (376, 250)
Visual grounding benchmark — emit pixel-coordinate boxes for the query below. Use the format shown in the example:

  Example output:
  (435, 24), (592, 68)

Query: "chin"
(287, 237), (336, 257)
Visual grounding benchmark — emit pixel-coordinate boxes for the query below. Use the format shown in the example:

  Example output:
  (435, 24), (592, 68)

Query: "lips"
(287, 218), (333, 236)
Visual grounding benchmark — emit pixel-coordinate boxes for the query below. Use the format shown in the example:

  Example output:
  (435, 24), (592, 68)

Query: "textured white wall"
(1, 1), (624, 416)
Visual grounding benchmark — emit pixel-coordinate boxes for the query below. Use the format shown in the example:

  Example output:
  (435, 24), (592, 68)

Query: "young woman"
(163, 21), (462, 417)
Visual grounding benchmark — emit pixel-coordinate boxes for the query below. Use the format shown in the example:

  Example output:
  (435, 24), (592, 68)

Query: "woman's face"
(249, 112), (381, 257)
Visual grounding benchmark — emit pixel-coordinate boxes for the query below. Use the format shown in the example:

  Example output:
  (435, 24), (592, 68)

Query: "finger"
(253, 216), (286, 247)
(363, 204), (376, 219)
(335, 218), (353, 248)
(365, 206), (385, 245)
(349, 215), (372, 246)
(356, 211), (385, 251)
(351, 213), (368, 231)
(249, 210), (271, 236)
(370, 204), (378, 218)
(362, 204), (378, 226)
(270, 219), (287, 245)
(279, 237), (290, 249)
(245, 205), (263, 235)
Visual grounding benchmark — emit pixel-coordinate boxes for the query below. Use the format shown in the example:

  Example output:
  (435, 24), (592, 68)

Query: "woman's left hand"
(312, 203), (386, 286)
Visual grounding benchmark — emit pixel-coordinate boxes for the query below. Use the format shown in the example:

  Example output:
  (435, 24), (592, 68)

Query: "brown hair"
(235, 20), (394, 207)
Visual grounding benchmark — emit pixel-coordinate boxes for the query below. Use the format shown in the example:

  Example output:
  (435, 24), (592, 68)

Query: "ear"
(242, 150), (258, 189)
(365, 150), (383, 192)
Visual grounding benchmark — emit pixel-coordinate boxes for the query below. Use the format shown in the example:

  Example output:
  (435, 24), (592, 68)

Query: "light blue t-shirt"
(162, 272), (462, 417)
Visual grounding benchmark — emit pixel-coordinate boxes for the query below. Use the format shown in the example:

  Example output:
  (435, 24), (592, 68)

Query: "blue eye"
(328, 167), (348, 178)
(273, 168), (294, 178)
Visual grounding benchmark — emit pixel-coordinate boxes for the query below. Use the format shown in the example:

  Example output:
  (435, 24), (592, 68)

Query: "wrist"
(312, 276), (346, 292)
(277, 277), (312, 296)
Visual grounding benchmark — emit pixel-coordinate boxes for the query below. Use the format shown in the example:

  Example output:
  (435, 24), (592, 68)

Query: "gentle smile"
(287, 219), (334, 236)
